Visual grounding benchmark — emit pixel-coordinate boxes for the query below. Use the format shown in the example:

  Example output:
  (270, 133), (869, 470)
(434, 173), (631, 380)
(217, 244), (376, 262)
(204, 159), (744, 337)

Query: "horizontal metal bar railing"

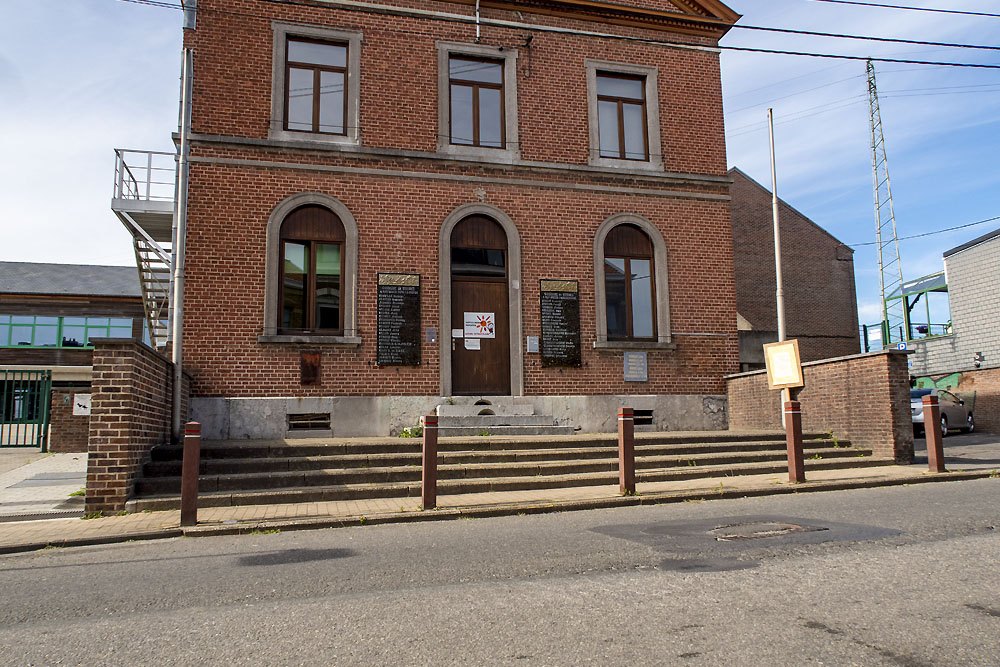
(113, 148), (177, 202)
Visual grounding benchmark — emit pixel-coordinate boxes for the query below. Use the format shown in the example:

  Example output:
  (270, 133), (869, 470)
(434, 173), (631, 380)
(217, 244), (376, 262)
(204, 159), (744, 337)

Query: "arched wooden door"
(450, 216), (510, 395)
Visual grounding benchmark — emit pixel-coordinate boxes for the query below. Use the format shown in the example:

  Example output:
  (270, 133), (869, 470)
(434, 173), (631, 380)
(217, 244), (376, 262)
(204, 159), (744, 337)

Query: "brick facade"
(85, 340), (190, 512)
(179, 0), (741, 433)
(726, 349), (913, 462)
(730, 168), (860, 367)
(48, 387), (90, 453)
(955, 367), (1000, 434)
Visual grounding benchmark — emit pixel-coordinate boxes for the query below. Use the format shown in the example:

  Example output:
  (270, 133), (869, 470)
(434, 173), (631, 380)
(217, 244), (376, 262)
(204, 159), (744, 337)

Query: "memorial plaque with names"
(539, 279), (582, 367)
(376, 273), (421, 366)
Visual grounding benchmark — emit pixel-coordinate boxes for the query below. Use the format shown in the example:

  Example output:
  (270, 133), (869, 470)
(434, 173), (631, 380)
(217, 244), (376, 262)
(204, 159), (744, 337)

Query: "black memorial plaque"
(539, 279), (581, 367)
(376, 273), (421, 366)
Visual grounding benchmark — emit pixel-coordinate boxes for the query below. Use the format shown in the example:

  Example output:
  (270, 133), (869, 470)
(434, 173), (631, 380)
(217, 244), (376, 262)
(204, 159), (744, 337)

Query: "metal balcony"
(111, 149), (176, 349)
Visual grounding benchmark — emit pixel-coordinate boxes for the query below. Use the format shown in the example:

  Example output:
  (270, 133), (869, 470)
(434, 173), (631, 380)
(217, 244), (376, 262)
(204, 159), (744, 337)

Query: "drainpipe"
(172, 47), (193, 441)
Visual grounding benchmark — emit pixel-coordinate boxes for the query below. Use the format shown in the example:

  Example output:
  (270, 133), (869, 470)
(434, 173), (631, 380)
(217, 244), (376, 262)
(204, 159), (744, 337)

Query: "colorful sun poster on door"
(463, 312), (496, 338)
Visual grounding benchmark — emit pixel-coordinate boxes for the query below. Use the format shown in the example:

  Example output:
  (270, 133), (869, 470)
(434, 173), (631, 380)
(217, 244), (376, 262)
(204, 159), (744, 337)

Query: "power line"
(114, 0), (1000, 69)
(803, 0), (1000, 19)
(731, 24), (1000, 51)
(849, 216), (1000, 247)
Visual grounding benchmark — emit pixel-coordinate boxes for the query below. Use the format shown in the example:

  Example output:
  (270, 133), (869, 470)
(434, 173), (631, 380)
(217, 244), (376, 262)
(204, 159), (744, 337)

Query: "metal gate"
(0, 370), (52, 450)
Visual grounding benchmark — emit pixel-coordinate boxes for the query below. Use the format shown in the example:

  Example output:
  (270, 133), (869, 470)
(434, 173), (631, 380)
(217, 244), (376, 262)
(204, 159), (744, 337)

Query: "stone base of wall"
(727, 349), (913, 462)
(191, 393), (729, 439)
(49, 386), (91, 453)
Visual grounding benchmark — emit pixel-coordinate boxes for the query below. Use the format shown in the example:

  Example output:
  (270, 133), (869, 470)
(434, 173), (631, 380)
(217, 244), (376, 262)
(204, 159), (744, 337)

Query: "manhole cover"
(709, 522), (828, 541)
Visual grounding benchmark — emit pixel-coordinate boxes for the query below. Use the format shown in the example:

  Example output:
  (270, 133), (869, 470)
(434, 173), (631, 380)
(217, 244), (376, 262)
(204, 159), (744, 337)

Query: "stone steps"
(127, 430), (889, 511)
(128, 455), (893, 511)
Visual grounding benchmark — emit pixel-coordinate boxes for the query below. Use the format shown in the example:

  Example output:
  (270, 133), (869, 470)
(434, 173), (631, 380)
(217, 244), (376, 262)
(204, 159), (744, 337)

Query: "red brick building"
(157, 0), (742, 437)
(729, 168), (860, 371)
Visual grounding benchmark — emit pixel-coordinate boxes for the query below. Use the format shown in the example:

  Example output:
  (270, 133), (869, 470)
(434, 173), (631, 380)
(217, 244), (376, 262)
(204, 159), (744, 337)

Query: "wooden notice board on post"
(763, 339), (804, 390)
(376, 273), (421, 366)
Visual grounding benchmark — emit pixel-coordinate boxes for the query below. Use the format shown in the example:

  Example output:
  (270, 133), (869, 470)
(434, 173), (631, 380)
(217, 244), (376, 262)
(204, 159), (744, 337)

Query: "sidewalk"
(0, 450), (87, 522)
(1, 436), (997, 554)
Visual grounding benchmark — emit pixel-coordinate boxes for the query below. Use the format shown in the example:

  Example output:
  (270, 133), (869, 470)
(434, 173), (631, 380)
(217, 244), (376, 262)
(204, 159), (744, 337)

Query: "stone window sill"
(258, 334), (362, 346)
(593, 340), (676, 350)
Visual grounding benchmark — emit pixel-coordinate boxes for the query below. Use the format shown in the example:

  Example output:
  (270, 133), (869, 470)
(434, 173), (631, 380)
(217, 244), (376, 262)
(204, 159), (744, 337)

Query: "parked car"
(911, 388), (974, 438)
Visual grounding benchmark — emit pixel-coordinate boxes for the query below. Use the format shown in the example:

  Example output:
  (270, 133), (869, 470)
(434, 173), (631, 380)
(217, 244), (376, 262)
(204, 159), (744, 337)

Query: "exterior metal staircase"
(111, 149), (176, 349)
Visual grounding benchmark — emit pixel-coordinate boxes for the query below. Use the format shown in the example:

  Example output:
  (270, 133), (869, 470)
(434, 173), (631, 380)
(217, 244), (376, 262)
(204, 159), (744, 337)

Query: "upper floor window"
(585, 60), (662, 171)
(278, 205), (345, 334)
(449, 57), (504, 149)
(437, 42), (519, 161)
(285, 39), (348, 135)
(604, 224), (656, 340)
(0, 315), (134, 348)
(270, 24), (362, 146)
(596, 73), (647, 161)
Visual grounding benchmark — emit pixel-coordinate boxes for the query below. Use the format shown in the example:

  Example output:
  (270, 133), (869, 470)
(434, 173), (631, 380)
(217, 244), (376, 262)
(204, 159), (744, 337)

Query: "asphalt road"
(1, 476), (998, 665)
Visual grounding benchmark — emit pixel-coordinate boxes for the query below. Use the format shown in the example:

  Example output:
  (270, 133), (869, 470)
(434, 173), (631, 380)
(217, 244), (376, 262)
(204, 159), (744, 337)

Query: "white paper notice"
(464, 338), (481, 350)
(451, 328), (464, 338)
(463, 312), (496, 338)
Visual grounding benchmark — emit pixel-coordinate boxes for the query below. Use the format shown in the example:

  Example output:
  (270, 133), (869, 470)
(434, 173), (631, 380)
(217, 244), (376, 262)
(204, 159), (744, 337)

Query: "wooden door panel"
(452, 279), (510, 395)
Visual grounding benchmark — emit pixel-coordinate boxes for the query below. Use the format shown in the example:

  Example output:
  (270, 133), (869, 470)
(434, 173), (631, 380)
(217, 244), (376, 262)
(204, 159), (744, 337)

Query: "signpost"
(763, 339), (806, 483)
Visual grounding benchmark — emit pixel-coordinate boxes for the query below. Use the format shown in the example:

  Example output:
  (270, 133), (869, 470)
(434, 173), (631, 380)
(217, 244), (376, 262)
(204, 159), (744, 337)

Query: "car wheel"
(940, 415), (949, 439)
(965, 414), (974, 433)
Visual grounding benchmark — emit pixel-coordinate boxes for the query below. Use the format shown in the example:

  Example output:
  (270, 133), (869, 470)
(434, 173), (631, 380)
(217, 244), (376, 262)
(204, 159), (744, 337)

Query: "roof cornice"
(443, 0), (740, 38)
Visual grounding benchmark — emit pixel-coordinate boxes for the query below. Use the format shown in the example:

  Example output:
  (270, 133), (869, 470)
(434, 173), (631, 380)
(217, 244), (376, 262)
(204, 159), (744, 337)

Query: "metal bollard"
(922, 395), (946, 473)
(784, 401), (805, 483)
(180, 421), (201, 526)
(422, 414), (438, 510)
(618, 407), (635, 495)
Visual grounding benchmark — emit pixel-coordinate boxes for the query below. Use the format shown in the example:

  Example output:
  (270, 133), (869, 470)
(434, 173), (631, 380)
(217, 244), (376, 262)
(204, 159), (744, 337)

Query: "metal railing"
(0, 370), (51, 450)
(113, 149), (176, 202)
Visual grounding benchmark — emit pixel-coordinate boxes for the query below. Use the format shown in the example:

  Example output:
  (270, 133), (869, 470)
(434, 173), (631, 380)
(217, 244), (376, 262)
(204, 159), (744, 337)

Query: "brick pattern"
(909, 234), (1000, 377)
(85, 341), (190, 512)
(727, 350), (913, 462)
(48, 387), (90, 454)
(180, 0), (739, 400)
(730, 169), (860, 363)
(956, 367), (1000, 434)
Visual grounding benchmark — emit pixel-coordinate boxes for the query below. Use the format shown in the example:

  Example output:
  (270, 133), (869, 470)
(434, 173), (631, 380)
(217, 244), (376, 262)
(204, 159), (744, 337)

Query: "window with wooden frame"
(596, 73), (648, 161)
(603, 224), (656, 340)
(449, 56), (505, 149)
(285, 38), (348, 135)
(278, 205), (345, 334)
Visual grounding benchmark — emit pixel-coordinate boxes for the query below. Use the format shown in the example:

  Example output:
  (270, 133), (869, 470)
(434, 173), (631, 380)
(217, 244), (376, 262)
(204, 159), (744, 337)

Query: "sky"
(1, 0), (997, 340)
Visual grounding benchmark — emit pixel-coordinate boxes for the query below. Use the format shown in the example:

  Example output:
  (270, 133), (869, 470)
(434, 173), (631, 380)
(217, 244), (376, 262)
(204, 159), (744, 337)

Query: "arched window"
(593, 214), (672, 348)
(278, 205), (346, 334)
(604, 224), (655, 340)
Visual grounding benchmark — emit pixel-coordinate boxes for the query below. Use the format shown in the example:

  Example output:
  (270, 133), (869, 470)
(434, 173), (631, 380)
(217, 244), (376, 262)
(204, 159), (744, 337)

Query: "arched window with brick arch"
(593, 214), (672, 348)
(261, 193), (360, 344)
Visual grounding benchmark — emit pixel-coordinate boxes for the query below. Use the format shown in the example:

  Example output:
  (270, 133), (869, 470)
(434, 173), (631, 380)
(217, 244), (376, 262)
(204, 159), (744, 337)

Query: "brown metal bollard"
(180, 421), (201, 526)
(422, 414), (438, 510)
(922, 395), (946, 473)
(784, 401), (805, 483)
(618, 407), (636, 495)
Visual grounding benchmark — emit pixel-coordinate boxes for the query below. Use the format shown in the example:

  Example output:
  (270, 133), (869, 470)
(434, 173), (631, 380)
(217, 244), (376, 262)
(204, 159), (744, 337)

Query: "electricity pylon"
(867, 58), (906, 348)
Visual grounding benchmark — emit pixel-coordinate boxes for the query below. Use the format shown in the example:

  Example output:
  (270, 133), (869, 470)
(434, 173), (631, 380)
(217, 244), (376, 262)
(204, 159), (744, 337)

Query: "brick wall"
(727, 349), (912, 462)
(179, 0), (739, 401)
(956, 367), (1000, 434)
(48, 387), (90, 453)
(730, 169), (860, 363)
(85, 339), (189, 512)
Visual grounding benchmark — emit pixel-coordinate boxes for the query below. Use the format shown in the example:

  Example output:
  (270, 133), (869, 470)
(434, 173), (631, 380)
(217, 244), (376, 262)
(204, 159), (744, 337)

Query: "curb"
(180, 468), (999, 537)
(2, 469), (996, 553)
(0, 529), (184, 555)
